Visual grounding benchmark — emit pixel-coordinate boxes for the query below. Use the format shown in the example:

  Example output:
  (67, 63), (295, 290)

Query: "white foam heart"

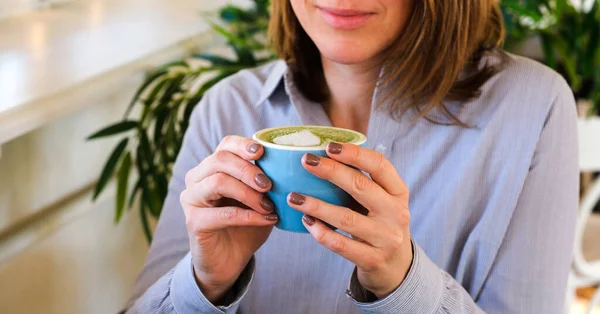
(273, 130), (321, 147)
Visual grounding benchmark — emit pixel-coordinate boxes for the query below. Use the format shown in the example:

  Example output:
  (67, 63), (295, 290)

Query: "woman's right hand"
(180, 135), (278, 303)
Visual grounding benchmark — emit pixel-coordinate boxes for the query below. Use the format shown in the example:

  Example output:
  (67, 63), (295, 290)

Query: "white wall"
(0, 77), (149, 314)
(0, 75), (139, 230)
(0, 191), (148, 314)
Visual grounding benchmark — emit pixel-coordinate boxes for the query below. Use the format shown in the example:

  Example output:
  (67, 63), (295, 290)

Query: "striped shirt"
(126, 53), (579, 313)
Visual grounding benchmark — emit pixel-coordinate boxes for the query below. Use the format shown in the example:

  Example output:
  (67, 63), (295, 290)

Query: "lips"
(318, 7), (375, 30)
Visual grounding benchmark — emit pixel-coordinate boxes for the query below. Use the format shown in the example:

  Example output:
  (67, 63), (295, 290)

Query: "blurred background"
(0, 0), (598, 313)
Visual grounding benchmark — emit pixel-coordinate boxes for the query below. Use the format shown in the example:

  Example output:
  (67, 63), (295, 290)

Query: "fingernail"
(289, 192), (305, 205)
(303, 215), (316, 226)
(265, 214), (279, 221)
(327, 142), (343, 154)
(247, 143), (261, 154)
(255, 173), (271, 189)
(305, 154), (321, 166)
(260, 195), (275, 213)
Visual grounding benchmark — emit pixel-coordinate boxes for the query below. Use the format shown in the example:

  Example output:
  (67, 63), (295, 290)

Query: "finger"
(182, 173), (275, 214)
(186, 150), (272, 192)
(326, 143), (407, 197)
(185, 206), (278, 232)
(302, 215), (380, 270)
(287, 193), (382, 246)
(301, 153), (389, 212)
(216, 135), (264, 161)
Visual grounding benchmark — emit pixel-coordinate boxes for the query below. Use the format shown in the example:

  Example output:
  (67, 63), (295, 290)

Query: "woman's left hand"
(287, 142), (413, 299)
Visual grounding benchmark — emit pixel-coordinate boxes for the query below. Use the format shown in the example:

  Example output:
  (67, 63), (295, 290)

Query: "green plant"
(541, 0), (600, 113)
(501, 0), (556, 49)
(502, 0), (600, 115)
(87, 0), (274, 243)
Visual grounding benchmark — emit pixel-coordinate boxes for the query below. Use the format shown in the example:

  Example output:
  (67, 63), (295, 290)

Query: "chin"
(316, 42), (377, 65)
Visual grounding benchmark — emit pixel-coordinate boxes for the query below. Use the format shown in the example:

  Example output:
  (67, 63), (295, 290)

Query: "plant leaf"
(128, 179), (141, 209)
(123, 70), (168, 119)
(154, 75), (186, 115)
(255, 0), (269, 14)
(115, 152), (132, 223)
(155, 60), (189, 73)
(554, 37), (582, 91)
(87, 121), (138, 140)
(194, 53), (237, 66)
(137, 131), (164, 216)
(181, 71), (236, 131)
(233, 46), (256, 66)
(210, 22), (249, 48)
(139, 201), (153, 243)
(153, 106), (169, 146)
(219, 5), (256, 23)
(123, 61), (189, 119)
(144, 78), (171, 105)
(154, 171), (169, 201)
(540, 33), (557, 69)
(139, 131), (154, 166)
(142, 182), (163, 218)
(166, 114), (178, 149)
(93, 138), (129, 200)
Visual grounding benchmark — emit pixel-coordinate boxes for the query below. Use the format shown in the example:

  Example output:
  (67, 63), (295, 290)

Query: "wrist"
(347, 242), (444, 314)
(369, 276), (404, 300)
(193, 268), (236, 303)
(363, 239), (415, 299)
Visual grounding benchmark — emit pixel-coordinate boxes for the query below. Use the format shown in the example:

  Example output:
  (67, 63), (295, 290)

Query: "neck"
(321, 57), (381, 134)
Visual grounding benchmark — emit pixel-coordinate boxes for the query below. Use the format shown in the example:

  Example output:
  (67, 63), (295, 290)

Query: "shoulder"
(476, 52), (575, 127)
(202, 59), (285, 108)
(491, 52), (573, 108)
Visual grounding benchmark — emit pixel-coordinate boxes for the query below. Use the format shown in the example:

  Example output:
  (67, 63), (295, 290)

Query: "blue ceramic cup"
(253, 126), (367, 233)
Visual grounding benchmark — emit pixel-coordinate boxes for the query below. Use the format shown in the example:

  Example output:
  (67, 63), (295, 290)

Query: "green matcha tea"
(255, 126), (366, 148)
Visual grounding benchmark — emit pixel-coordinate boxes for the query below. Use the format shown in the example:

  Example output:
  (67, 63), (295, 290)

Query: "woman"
(126, 1), (579, 313)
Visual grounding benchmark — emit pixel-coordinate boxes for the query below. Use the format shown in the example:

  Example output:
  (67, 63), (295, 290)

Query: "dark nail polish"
(289, 192), (305, 205)
(265, 214), (279, 221)
(303, 215), (316, 226)
(305, 154), (321, 166)
(255, 173), (271, 189)
(247, 143), (261, 154)
(328, 142), (343, 154)
(260, 195), (275, 213)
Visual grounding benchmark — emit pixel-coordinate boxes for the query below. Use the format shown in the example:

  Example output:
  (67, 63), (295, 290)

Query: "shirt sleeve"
(122, 86), (255, 313)
(126, 253), (255, 314)
(347, 76), (579, 313)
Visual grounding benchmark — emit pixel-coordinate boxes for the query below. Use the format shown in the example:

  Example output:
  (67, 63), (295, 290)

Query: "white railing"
(567, 117), (600, 313)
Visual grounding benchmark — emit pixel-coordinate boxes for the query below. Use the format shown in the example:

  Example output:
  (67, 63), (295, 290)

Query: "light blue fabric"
(125, 53), (579, 313)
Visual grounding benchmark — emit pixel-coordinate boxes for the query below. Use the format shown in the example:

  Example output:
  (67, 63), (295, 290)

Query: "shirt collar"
(254, 60), (288, 107)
